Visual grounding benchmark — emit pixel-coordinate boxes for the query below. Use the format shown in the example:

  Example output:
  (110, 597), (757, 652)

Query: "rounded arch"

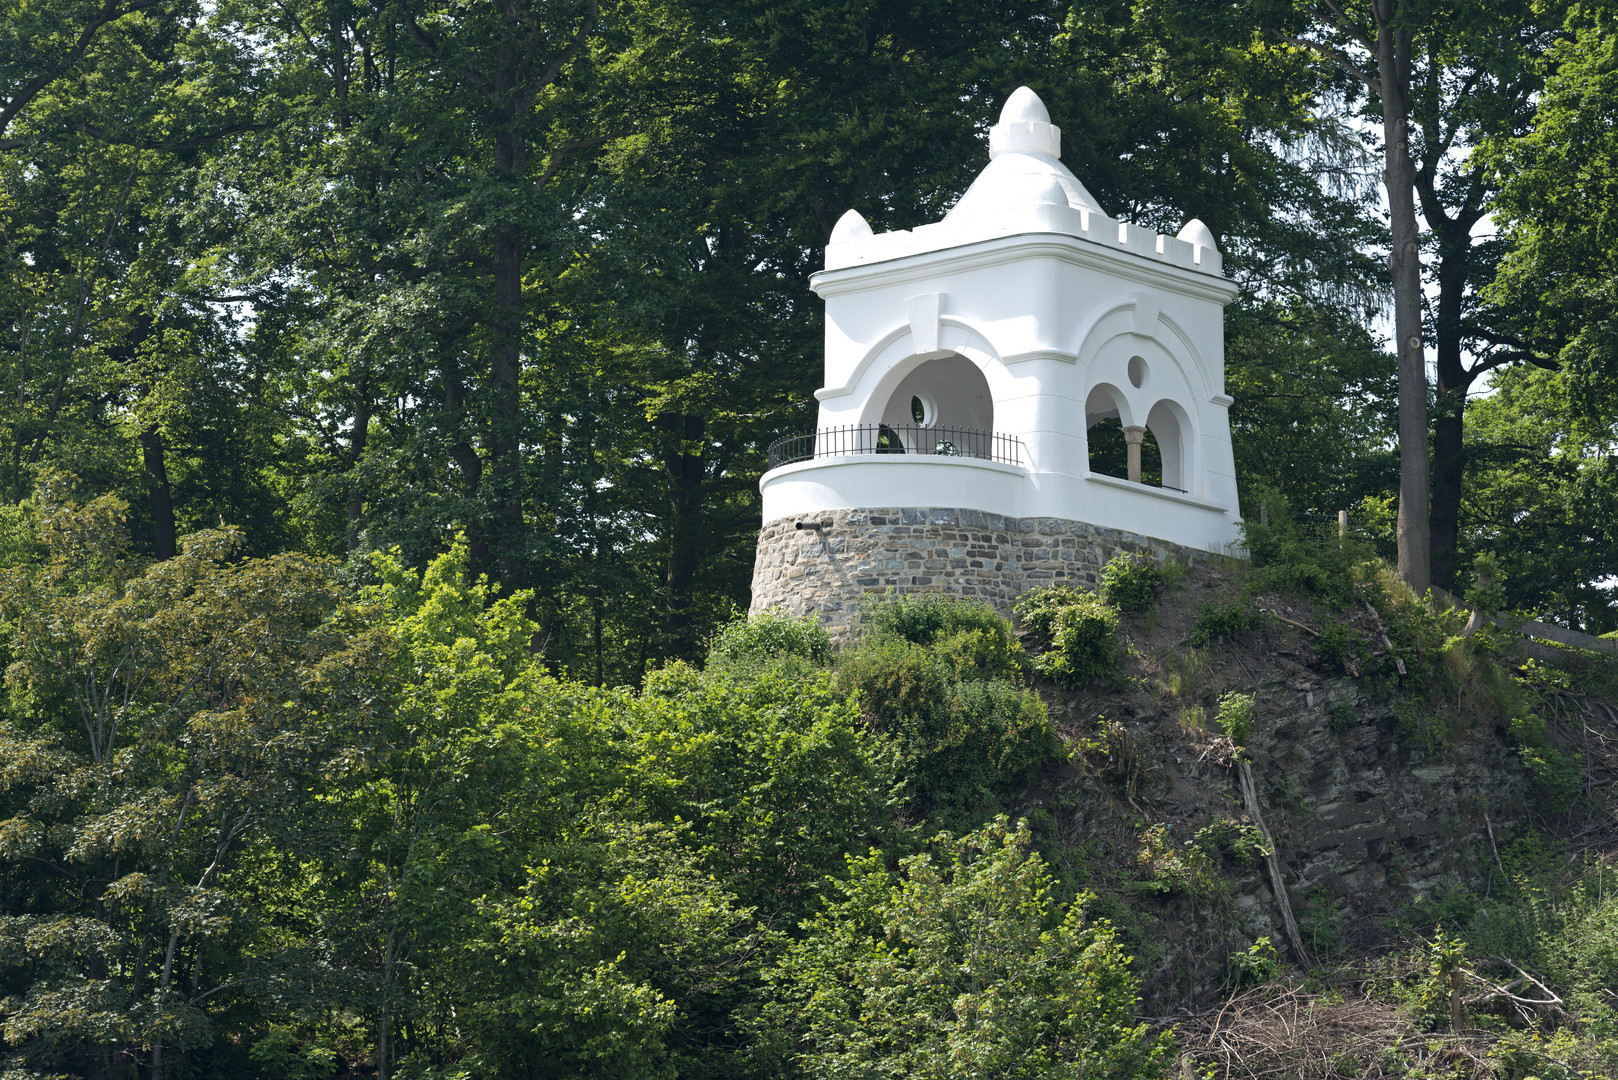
(1084, 382), (1136, 429)
(1146, 398), (1194, 493)
(851, 318), (1011, 430)
(874, 353), (995, 454)
(826, 317), (1005, 403)
(1072, 301), (1214, 400)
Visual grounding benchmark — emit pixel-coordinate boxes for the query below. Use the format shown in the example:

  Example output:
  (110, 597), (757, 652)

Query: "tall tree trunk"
(660, 412), (706, 658)
(139, 423), (176, 560)
(488, 57), (527, 590)
(1377, 11), (1432, 594)
(1429, 226), (1472, 594)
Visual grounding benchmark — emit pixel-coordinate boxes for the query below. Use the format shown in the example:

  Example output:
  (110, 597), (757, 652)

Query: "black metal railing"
(767, 424), (1024, 471)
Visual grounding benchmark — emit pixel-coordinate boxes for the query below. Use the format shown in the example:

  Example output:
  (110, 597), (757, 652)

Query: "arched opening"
(1146, 400), (1190, 493)
(878, 353), (994, 457)
(1087, 420), (1162, 484)
(1085, 385), (1162, 485)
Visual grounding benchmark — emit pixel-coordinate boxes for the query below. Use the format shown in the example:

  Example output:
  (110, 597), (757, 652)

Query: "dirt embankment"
(1014, 564), (1552, 1011)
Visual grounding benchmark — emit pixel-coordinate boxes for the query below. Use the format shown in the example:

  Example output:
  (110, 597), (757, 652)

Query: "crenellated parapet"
(750, 86), (1244, 619)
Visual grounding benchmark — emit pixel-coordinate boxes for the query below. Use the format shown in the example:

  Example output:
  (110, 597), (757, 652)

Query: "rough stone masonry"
(748, 506), (1219, 633)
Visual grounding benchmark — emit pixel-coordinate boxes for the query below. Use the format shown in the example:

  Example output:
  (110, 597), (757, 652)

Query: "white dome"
(830, 208), (873, 244)
(1000, 85), (1051, 125)
(945, 86), (1103, 227)
(1175, 217), (1218, 252)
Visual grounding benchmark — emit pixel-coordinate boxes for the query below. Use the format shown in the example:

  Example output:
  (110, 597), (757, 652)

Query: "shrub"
(1099, 553), (1161, 613)
(1413, 930), (1468, 1032)
(1187, 598), (1270, 646)
(708, 609), (831, 667)
(933, 627), (1025, 684)
(1238, 489), (1374, 611)
(1508, 714), (1582, 814)
(836, 632), (1059, 821)
(1228, 937), (1281, 985)
(837, 636), (950, 736)
(1134, 823), (1220, 899)
(1314, 621), (1363, 672)
(860, 590), (1010, 647)
(763, 818), (1176, 1080)
(1194, 818), (1270, 866)
(1215, 691), (1256, 747)
(1015, 584), (1122, 688)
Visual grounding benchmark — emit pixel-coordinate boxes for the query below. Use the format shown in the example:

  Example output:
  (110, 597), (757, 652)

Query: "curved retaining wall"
(749, 506), (1219, 631)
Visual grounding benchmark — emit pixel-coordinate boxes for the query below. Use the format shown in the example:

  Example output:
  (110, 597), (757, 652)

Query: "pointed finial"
(989, 86), (1061, 160)
(1000, 86), (1051, 125)
(830, 208), (873, 244)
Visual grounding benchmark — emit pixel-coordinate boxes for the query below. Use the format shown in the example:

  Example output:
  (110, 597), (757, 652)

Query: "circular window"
(910, 394), (936, 427)
(1127, 356), (1149, 389)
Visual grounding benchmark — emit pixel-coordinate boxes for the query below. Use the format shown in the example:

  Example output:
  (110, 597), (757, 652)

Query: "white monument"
(750, 87), (1242, 621)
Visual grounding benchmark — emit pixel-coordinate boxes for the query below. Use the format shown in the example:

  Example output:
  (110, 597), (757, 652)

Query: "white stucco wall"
(758, 86), (1244, 556)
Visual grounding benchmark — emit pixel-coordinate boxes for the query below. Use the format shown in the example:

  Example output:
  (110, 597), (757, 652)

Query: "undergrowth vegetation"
(1014, 582), (1124, 688)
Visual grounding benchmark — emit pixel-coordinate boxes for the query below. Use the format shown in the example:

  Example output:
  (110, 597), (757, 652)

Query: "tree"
(761, 817), (1173, 1080)
(1263, 0), (1443, 593)
(0, 475), (380, 1079)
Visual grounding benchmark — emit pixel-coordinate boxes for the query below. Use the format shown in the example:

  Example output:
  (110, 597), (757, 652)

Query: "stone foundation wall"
(749, 506), (1222, 631)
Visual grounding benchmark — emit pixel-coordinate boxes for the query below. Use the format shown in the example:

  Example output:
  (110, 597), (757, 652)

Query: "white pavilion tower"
(749, 87), (1243, 623)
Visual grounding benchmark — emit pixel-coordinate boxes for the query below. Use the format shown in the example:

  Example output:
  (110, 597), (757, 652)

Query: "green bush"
(1508, 714), (1582, 814)
(1193, 818), (1270, 866)
(1215, 691), (1256, 746)
(1315, 621), (1364, 672)
(837, 636), (950, 736)
(932, 627), (1026, 684)
(1413, 930), (1468, 1032)
(1187, 598), (1270, 646)
(1015, 584), (1122, 688)
(762, 818), (1175, 1080)
(1239, 489), (1373, 611)
(708, 609), (831, 666)
(1228, 937), (1281, 985)
(1099, 553), (1161, 613)
(860, 590), (1011, 647)
(836, 620), (1059, 821)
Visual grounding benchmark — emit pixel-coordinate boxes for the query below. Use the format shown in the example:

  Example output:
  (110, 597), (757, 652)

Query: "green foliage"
(1228, 937), (1281, 985)
(1015, 583), (1123, 688)
(837, 600), (1058, 823)
(1194, 818), (1271, 866)
(1187, 597), (1270, 647)
(1328, 696), (1358, 732)
(1100, 552), (1162, 613)
(627, 661), (898, 916)
(1215, 691), (1257, 747)
(860, 589), (1017, 649)
(0, 483), (368, 1079)
(1134, 823), (1222, 900)
(1316, 621), (1366, 673)
(1298, 890), (1346, 959)
(1507, 714), (1582, 814)
(249, 1027), (338, 1080)
(762, 817), (1175, 1080)
(1413, 930), (1468, 1033)
(707, 608), (832, 668)
(1239, 492), (1375, 611)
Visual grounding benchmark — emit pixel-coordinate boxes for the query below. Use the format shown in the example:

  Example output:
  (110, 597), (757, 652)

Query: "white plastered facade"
(758, 86), (1244, 554)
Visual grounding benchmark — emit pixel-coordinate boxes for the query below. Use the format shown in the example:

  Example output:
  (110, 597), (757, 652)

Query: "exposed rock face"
(749, 507), (1216, 633)
(1028, 628), (1537, 1012)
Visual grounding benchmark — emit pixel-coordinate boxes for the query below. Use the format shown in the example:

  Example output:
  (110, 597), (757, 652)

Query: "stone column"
(1124, 425), (1145, 483)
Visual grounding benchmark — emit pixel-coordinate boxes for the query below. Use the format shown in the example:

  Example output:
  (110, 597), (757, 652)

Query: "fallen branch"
(1265, 610), (1320, 638)
(1236, 758), (1312, 968)
(1361, 601), (1406, 675)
